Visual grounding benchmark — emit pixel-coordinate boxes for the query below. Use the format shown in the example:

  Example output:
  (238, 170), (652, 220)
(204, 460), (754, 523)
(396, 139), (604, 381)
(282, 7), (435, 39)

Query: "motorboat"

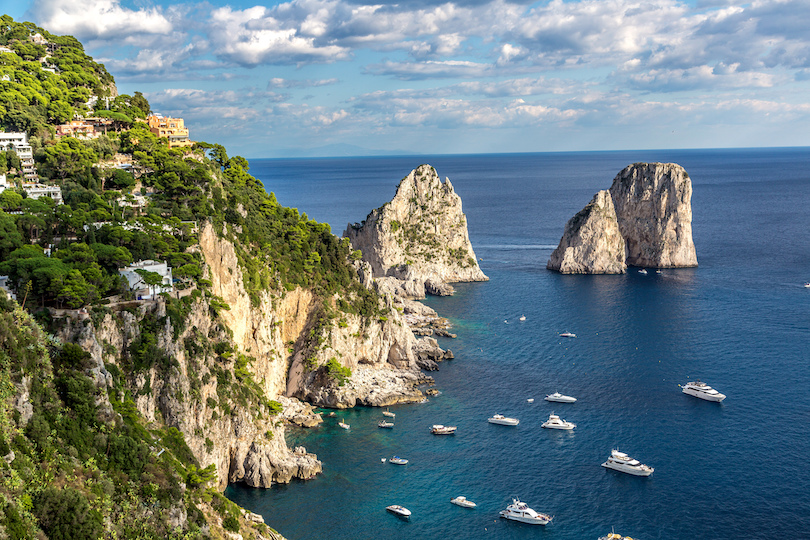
(559, 332), (576, 338)
(804, 282), (810, 288)
(656, 269), (662, 274)
(681, 380), (726, 402)
(488, 414), (519, 426)
(389, 456), (408, 465)
(527, 398), (534, 403)
(519, 315), (526, 321)
(338, 420), (350, 430)
(430, 424), (457, 435)
(541, 413), (576, 430)
(601, 449), (653, 476)
(378, 420), (394, 428)
(638, 269), (647, 275)
(499, 498), (552, 525)
(545, 392), (577, 403)
(386, 505), (411, 519)
(383, 408), (396, 418)
(450, 496), (477, 508)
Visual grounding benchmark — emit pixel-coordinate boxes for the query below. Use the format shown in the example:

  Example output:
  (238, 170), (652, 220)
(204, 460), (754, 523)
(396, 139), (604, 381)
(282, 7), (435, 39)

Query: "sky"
(7, 0), (810, 157)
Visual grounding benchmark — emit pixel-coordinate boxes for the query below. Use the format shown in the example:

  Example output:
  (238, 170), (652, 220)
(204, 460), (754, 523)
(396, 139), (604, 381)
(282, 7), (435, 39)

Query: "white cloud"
(31, 0), (173, 39)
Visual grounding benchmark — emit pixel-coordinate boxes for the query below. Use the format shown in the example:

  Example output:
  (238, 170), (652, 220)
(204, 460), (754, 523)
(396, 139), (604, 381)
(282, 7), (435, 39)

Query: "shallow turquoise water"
(227, 149), (810, 540)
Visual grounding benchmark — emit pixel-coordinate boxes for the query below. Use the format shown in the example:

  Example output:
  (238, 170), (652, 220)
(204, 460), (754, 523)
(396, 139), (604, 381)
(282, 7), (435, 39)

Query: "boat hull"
(682, 388), (726, 402)
(488, 418), (519, 426)
(386, 506), (411, 519)
(545, 396), (577, 403)
(542, 422), (575, 430)
(601, 461), (653, 476)
(451, 498), (476, 508)
(500, 512), (551, 525)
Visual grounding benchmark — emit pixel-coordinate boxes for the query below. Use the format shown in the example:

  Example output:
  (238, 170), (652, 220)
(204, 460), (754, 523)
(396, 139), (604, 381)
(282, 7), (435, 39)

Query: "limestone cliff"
(547, 190), (627, 274)
(548, 162), (697, 273)
(344, 164), (488, 298)
(609, 162), (698, 268)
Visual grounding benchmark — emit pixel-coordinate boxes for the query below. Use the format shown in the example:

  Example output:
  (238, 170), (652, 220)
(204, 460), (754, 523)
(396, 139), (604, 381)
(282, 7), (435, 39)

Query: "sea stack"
(548, 162), (697, 274)
(344, 164), (488, 297)
(547, 190), (627, 274)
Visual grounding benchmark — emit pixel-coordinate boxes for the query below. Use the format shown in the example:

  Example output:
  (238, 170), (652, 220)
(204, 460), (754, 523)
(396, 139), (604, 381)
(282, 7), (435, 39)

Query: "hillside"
(0, 15), (433, 539)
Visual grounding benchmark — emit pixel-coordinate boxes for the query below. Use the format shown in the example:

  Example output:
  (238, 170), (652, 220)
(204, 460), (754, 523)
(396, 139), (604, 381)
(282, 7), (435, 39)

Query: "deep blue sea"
(226, 149), (810, 540)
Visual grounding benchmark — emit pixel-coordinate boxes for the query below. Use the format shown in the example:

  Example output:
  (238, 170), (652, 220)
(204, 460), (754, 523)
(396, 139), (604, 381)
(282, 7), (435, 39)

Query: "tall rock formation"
(548, 162), (698, 273)
(547, 190), (627, 274)
(609, 162), (697, 268)
(344, 164), (488, 297)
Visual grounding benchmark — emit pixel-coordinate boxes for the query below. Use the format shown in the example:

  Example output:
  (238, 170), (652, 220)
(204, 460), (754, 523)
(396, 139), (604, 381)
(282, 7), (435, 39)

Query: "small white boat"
(545, 392), (577, 403)
(389, 456), (408, 465)
(541, 413), (576, 430)
(381, 458), (386, 463)
(559, 332), (576, 338)
(382, 409), (395, 418)
(488, 414), (519, 426)
(527, 398), (534, 403)
(656, 269), (662, 274)
(638, 268), (647, 275)
(681, 380), (726, 402)
(519, 315), (526, 321)
(378, 420), (394, 428)
(602, 449), (653, 477)
(450, 496), (477, 508)
(338, 420), (350, 430)
(431, 424), (457, 435)
(386, 505), (411, 519)
(804, 282), (810, 288)
(499, 498), (552, 525)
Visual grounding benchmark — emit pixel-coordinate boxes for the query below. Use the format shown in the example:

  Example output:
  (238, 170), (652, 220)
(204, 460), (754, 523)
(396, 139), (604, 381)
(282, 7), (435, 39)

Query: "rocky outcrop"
(344, 164), (488, 299)
(609, 162), (697, 268)
(548, 163), (697, 273)
(547, 190), (626, 274)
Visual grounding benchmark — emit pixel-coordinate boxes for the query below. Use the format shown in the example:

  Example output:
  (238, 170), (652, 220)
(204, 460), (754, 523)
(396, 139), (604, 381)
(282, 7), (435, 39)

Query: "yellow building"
(147, 114), (194, 149)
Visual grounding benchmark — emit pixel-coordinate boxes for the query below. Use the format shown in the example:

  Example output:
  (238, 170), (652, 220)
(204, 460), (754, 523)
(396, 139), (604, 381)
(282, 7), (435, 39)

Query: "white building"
(119, 260), (173, 299)
(0, 131), (37, 180)
(22, 182), (63, 205)
(0, 276), (16, 301)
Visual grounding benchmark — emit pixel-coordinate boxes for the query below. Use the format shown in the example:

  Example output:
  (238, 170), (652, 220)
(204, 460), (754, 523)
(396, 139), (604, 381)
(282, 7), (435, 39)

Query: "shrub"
(34, 487), (103, 540)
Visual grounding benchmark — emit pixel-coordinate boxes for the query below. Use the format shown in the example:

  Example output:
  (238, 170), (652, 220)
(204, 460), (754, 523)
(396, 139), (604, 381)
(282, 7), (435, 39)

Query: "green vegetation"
(325, 357), (352, 386)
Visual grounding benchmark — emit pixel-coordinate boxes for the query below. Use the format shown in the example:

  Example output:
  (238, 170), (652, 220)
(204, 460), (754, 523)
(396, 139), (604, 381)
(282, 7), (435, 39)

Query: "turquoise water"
(227, 149), (810, 539)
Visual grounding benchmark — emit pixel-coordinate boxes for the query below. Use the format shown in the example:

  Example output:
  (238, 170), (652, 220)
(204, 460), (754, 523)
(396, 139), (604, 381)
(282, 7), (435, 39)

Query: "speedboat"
(389, 456), (408, 465)
(545, 392), (577, 403)
(681, 380), (726, 402)
(383, 408), (395, 418)
(638, 268), (647, 275)
(488, 414), (519, 426)
(541, 413), (576, 430)
(559, 332), (576, 338)
(386, 505), (411, 519)
(338, 420), (350, 430)
(527, 398), (534, 403)
(601, 449), (653, 476)
(378, 420), (394, 428)
(450, 496), (477, 508)
(431, 424), (457, 435)
(499, 498), (552, 525)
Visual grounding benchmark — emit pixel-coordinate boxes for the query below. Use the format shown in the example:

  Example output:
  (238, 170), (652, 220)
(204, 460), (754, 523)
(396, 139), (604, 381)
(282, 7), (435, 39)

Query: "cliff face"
(548, 162), (697, 273)
(344, 164), (488, 297)
(546, 190), (627, 274)
(609, 163), (697, 268)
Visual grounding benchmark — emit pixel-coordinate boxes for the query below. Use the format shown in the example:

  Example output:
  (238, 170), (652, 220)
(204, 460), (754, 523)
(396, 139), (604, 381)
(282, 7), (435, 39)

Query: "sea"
(226, 148), (810, 540)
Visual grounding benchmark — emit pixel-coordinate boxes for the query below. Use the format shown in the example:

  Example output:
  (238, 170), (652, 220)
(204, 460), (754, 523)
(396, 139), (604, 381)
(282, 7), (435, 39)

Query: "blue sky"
(7, 0), (810, 157)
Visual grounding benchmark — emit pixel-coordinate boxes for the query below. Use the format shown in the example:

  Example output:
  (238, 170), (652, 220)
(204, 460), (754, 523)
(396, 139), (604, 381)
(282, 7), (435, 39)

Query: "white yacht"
(488, 414), (519, 426)
(389, 456), (408, 465)
(382, 408), (395, 418)
(450, 496), (477, 508)
(541, 413), (576, 430)
(681, 380), (726, 402)
(338, 420), (350, 430)
(601, 449), (654, 477)
(559, 332), (576, 338)
(545, 392), (577, 403)
(386, 505), (411, 519)
(378, 420), (394, 428)
(430, 424), (457, 435)
(527, 398), (535, 403)
(638, 268), (648, 275)
(519, 315), (526, 321)
(499, 498), (552, 525)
